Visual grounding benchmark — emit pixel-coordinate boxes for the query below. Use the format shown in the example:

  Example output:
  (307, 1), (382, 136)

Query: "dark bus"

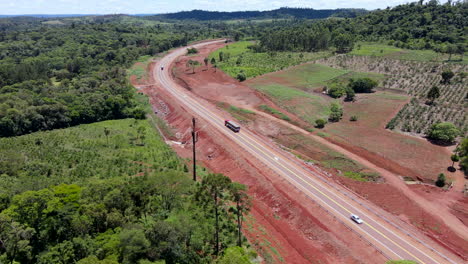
(225, 120), (240, 133)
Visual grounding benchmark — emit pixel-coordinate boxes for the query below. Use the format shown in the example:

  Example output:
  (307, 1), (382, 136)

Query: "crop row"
(316, 55), (467, 135)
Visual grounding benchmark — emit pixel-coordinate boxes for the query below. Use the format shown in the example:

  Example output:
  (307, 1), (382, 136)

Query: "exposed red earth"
(131, 41), (467, 263)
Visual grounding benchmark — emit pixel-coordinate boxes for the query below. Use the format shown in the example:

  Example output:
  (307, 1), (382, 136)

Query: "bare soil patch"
(139, 84), (384, 263)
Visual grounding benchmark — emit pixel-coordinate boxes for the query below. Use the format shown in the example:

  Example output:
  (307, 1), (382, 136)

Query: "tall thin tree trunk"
(214, 192), (219, 256)
(237, 202), (242, 247)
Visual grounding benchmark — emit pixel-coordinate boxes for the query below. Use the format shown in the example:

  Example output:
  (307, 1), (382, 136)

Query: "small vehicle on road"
(350, 214), (363, 224)
(225, 120), (240, 133)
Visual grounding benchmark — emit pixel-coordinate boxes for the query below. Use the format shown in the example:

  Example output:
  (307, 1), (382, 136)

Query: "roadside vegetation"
(127, 55), (153, 80)
(209, 41), (332, 79)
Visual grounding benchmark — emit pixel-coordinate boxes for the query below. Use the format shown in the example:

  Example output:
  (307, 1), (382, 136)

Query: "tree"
(328, 102), (343, 122)
(218, 51), (224, 62)
(0, 215), (35, 264)
(348, 78), (378, 93)
(350, 115), (358, 121)
(37, 240), (75, 264)
(435, 173), (446, 187)
(216, 247), (252, 264)
(229, 183), (251, 247)
(236, 72), (246, 82)
(187, 47), (198, 54)
(199, 173), (232, 256)
(204, 57), (209, 67)
(104, 127), (110, 146)
(327, 83), (346, 98)
(427, 122), (459, 143)
(426, 86), (440, 104)
(210, 57), (216, 65)
(236, 57), (242, 66)
(441, 70), (454, 84)
(456, 138), (468, 172)
(119, 229), (150, 264)
(333, 33), (354, 53)
(450, 154), (459, 168)
(315, 119), (326, 128)
(345, 87), (355, 102)
(443, 44), (456, 61)
(186, 60), (200, 74)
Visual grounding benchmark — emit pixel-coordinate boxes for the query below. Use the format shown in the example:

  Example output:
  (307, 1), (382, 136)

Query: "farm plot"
(247, 82), (333, 125)
(317, 55), (468, 135)
(246, 62), (385, 126)
(209, 41), (332, 79)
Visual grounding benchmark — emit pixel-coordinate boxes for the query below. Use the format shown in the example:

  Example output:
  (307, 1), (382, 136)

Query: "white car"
(350, 214), (363, 224)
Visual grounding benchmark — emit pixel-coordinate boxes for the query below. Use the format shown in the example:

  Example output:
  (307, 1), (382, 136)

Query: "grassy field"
(209, 41), (332, 79)
(127, 55), (153, 80)
(270, 64), (349, 89)
(249, 83), (332, 125)
(247, 63), (385, 126)
(351, 42), (467, 63)
(0, 118), (186, 196)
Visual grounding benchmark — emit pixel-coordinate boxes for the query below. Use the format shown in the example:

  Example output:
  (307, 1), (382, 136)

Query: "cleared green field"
(271, 63), (349, 88)
(250, 83), (333, 124)
(209, 41), (332, 79)
(351, 42), (467, 63)
(127, 55), (152, 79)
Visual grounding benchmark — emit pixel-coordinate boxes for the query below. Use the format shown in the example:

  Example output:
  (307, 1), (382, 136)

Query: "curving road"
(152, 40), (457, 264)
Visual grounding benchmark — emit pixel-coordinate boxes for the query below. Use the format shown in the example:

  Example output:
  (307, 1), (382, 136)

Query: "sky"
(0, 0), (446, 15)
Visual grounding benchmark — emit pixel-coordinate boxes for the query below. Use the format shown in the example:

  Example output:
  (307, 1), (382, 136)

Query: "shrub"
(441, 70), (454, 84)
(327, 83), (346, 98)
(315, 118), (326, 128)
(427, 122), (459, 143)
(236, 71), (247, 82)
(348, 77), (378, 93)
(344, 87), (355, 101)
(435, 173), (446, 187)
(328, 102), (343, 122)
(187, 47), (198, 54)
(350, 115), (358, 121)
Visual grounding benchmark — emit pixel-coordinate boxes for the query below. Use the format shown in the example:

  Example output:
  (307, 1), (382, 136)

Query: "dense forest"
(258, 1), (467, 54)
(0, 22), (191, 137)
(149, 7), (368, 21)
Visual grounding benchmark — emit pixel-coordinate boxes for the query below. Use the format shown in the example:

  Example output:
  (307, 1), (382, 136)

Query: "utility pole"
(192, 117), (197, 181)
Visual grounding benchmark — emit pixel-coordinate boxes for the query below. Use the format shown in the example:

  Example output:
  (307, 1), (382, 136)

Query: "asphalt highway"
(153, 40), (457, 264)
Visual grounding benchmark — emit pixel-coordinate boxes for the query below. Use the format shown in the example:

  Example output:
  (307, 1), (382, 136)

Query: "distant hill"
(149, 7), (368, 21)
(0, 14), (98, 18)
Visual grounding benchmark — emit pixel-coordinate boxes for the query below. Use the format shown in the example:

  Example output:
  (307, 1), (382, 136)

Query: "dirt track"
(132, 41), (467, 263)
